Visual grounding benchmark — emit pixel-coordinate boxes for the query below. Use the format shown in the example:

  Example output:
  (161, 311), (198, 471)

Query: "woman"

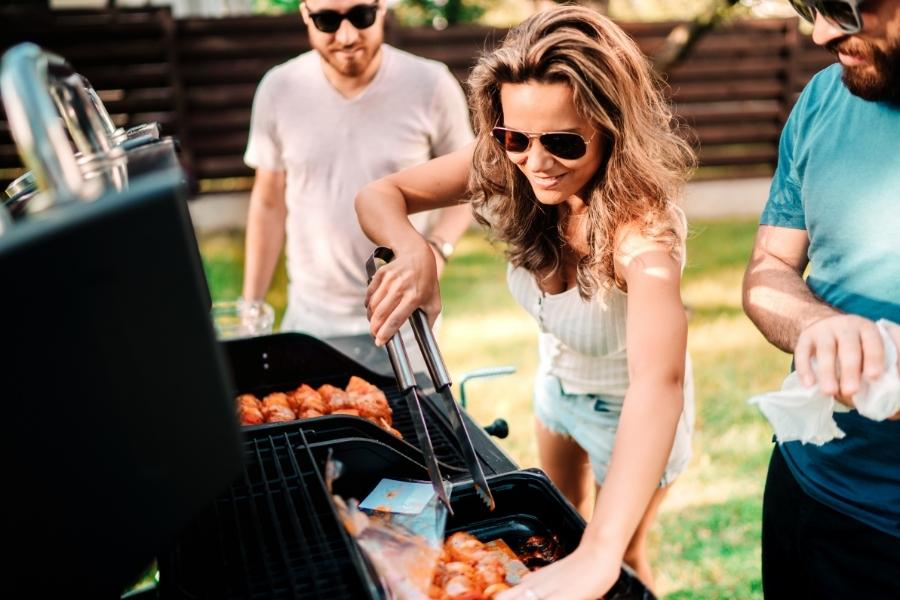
(356, 7), (695, 598)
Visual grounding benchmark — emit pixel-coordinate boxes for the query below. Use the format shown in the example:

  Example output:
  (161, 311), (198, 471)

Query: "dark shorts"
(762, 445), (900, 599)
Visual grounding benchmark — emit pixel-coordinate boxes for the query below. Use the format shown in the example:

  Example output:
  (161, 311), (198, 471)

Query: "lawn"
(198, 219), (789, 599)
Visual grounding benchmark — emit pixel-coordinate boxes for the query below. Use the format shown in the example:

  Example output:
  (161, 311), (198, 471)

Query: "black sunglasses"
(491, 126), (596, 160)
(306, 2), (379, 34)
(788, 0), (863, 33)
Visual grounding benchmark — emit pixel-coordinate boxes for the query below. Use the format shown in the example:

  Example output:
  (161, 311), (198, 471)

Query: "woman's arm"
(355, 142), (474, 345)
(586, 234), (686, 556)
(499, 233), (687, 600)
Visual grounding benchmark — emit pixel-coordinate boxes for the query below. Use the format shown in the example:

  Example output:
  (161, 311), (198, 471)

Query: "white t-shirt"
(244, 45), (473, 337)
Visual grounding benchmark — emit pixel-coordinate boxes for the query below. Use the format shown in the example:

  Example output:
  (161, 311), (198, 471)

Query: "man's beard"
(325, 48), (369, 77)
(829, 38), (900, 103)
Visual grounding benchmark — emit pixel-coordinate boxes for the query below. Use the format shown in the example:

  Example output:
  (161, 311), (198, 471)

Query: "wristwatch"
(427, 236), (454, 262)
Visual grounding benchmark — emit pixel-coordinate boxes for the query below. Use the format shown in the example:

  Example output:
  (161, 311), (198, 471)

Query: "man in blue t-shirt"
(743, 0), (900, 597)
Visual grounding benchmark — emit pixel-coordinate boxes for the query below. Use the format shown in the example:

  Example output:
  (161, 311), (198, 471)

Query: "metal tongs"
(366, 247), (495, 514)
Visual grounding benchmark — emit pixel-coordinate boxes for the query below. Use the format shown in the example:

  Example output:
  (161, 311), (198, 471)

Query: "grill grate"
(161, 430), (379, 600)
(382, 386), (467, 472)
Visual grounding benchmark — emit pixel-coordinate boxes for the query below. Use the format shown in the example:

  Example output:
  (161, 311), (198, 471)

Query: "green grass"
(198, 219), (789, 599)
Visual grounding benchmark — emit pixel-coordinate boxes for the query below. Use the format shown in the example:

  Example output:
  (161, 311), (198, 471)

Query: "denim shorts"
(533, 373), (694, 487)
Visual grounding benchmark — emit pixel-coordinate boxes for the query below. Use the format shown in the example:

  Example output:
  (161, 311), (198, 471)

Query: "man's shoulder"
(383, 45), (454, 83)
(806, 63), (844, 96)
(258, 51), (317, 87)
(784, 63), (845, 130)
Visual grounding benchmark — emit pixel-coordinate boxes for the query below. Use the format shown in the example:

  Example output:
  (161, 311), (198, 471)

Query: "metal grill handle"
(0, 42), (127, 209)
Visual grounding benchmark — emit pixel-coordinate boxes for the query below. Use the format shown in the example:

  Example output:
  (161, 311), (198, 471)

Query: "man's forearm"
(242, 191), (286, 301)
(743, 257), (838, 353)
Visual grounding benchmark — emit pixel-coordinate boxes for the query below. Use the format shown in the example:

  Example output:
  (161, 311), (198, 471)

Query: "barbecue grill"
(157, 333), (655, 600)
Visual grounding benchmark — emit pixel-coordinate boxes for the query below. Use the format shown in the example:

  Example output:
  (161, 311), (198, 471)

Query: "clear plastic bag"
(327, 458), (449, 600)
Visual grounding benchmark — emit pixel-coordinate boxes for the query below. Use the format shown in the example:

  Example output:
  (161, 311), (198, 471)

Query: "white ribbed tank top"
(507, 264), (630, 397)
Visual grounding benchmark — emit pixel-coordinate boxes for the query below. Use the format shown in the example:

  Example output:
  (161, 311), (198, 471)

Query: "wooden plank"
(690, 35), (787, 56)
(78, 64), (173, 89)
(191, 132), (251, 155)
(102, 88), (176, 113)
(693, 122), (782, 145)
(194, 155), (253, 179)
(0, 146), (23, 162)
(667, 57), (786, 81)
(185, 84), (257, 109)
(188, 109), (251, 132)
(698, 145), (777, 166)
(1, 9), (169, 36)
(44, 42), (168, 64)
(675, 100), (781, 123)
(177, 36), (307, 59)
(177, 13), (301, 34)
(669, 79), (783, 102)
(180, 59), (284, 85)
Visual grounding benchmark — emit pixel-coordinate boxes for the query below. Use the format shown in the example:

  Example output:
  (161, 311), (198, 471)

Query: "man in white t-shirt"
(242, 0), (473, 338)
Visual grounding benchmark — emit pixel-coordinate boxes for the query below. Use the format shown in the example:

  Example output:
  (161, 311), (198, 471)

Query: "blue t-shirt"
(761, 64), (900, 537)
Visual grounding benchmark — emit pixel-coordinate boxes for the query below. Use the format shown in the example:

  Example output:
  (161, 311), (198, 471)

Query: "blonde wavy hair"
(467, 5), (695, 297)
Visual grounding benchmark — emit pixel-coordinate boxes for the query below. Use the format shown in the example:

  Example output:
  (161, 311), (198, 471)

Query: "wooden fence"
(0, 7), (834, 192)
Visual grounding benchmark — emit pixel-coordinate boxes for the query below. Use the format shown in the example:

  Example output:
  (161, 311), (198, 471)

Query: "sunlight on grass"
(197, 219), (785, 599)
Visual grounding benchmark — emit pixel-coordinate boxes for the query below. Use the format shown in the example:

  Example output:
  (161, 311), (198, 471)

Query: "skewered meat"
(446, 532), (488, 563)
(347, 375), (393, 421)
(262, 393), (296, 422)
(317, 384), (351, 409)
(288, 383), (326, 414)
(237, 393), (261, 409)
(262, 392), (291, 410)
(264, 405), (296, 422)
(346, 375), (389, 403)
(237, 393), (264, 425)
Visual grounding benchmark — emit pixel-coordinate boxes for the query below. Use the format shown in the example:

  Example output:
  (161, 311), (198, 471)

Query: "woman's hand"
(495, 541), (622, 600)
(365, 238), (441, 346)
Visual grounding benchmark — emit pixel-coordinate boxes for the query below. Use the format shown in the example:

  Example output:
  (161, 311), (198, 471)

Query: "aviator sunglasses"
(788, 0), (864, 33)
(306, 1), (380, 33)
(491, 126), (596, 160)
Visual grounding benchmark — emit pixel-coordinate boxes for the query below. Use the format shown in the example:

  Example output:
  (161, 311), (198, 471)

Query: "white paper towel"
(749, 319), (900, 445)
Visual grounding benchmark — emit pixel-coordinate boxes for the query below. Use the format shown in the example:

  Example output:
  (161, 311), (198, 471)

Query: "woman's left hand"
(495, 541), (622, 600)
